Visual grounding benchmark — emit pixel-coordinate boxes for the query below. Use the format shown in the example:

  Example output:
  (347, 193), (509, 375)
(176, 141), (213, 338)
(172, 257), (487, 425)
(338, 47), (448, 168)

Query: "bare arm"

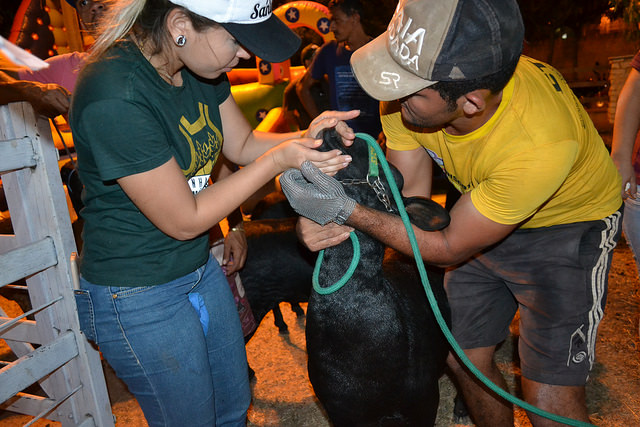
(295, 147), (436, 252)
(387, 147), (434, 198)
(219, 95), (357, 169)
(295, 147), (516, 266)
(346, 192), (517, 267)
(0, 70), (70, 118)
(611, 66), (640, 198)
(118, 133), (348, 241)
(117, 95), (357, 241)
(211, 157), (247, 273)
(296, 70), (322, 120)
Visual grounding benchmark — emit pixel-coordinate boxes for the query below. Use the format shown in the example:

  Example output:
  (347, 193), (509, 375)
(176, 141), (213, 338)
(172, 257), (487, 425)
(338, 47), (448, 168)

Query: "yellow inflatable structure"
(230, 1), (333, 130)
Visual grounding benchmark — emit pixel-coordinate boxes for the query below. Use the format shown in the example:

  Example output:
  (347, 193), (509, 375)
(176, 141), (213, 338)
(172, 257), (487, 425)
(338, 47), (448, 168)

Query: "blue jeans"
(74, 254), (251, 426)
(623, 188), (640, 276)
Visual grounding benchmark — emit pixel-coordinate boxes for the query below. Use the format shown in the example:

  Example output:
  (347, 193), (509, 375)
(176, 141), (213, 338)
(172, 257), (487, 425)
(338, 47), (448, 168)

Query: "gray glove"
(280, 161), (356, 225)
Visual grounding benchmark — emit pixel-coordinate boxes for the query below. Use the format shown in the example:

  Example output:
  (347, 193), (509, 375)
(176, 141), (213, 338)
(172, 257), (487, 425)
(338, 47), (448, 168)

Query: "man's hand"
(296, 217), (353, 251)
(0, 79), (70, 118)
(279, 161), (356, 225)
(32, 83), (71, 117)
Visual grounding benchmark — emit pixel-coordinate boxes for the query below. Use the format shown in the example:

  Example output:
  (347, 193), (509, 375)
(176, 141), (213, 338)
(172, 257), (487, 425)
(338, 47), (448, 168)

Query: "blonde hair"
(88, 0), (146, 60)
(87, 0), (219, 61)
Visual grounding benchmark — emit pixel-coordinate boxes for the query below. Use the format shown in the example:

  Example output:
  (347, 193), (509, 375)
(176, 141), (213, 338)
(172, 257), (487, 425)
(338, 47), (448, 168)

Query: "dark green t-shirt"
(70, 41), (230, 286)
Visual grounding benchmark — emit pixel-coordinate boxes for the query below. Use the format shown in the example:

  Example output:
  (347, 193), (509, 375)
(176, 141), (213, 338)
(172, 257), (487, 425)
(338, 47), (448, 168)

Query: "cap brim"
(351, 34), (436, 102)
(222, 15), (301, 63)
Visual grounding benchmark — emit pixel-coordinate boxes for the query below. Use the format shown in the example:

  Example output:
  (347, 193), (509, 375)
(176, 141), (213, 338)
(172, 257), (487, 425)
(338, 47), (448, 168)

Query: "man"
(297, 0), (381, 138)
(280, 0), (622, 425)
(71, 0), (106, 36)
(611, 49), (640, 278)
(282, 43), (328, 130)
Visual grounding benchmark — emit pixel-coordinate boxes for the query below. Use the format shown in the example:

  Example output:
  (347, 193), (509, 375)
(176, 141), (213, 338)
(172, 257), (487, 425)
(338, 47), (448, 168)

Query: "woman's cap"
(170, 0), (301, 63)
(350, 0), (524, 101)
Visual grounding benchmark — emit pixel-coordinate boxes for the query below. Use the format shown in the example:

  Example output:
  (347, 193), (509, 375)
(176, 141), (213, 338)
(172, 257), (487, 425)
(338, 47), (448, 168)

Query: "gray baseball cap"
(350, 0), (524, 101)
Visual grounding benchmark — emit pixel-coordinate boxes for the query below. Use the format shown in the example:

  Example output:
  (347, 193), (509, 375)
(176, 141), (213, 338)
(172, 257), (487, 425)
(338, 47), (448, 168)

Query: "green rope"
(312, 232), (361, 294)
(367, 143), (379, 178)
(311, 132), (593, 427)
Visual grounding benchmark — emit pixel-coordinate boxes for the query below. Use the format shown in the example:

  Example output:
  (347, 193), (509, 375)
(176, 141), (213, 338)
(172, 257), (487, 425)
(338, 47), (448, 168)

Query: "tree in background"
(609, 0), (640, 40)
(517, 0), (611, 77)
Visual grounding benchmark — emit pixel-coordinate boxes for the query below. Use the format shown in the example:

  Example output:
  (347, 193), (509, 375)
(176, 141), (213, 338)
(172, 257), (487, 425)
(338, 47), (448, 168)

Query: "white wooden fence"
(0, 102), (114, 426)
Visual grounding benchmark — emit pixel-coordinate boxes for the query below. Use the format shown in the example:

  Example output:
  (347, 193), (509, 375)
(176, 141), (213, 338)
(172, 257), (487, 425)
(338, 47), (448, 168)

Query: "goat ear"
(403, 197), (450, 231)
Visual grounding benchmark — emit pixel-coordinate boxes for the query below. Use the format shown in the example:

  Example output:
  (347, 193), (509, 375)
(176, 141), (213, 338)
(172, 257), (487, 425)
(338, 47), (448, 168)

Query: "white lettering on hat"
(171, 0), (273, 24)
(251, 2), (272, 20)
(379, 71), (401, 88)
(388, 11), (425, 73)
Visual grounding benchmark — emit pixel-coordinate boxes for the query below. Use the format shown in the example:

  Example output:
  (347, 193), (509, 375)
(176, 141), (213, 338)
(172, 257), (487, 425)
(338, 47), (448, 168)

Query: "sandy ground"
(1, 240), (639, 427)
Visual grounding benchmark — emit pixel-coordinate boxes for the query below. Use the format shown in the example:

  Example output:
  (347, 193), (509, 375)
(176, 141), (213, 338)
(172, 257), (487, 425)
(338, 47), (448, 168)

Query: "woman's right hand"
(305, 110), (360, 147)
(268, 136), (352, 176)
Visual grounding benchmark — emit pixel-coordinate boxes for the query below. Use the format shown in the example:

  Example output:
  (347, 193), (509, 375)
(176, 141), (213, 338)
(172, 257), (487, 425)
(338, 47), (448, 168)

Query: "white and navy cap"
(170, 0), (301, 63)
(351, 0), (524, 101)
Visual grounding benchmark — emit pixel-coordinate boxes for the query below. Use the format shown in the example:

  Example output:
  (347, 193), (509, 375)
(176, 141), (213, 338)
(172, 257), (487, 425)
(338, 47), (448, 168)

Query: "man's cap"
(170, 0), (301, 63)
(350, 0), (524, 101)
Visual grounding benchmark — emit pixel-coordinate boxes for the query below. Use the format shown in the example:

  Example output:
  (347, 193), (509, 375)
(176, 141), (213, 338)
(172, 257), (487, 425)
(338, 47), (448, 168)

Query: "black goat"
(303, 130), (451, 426)
(240, 215), (315, 338)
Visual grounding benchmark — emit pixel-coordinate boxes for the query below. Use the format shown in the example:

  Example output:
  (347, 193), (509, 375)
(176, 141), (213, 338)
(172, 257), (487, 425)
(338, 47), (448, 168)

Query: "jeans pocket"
(110, 285), (154, 299)
(73, 289), (98, 343)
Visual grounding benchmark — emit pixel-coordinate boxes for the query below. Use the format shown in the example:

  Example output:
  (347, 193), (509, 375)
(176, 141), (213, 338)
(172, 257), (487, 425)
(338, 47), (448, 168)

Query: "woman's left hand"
(305, 110), (360, 147)
(269, 137), (352, 177)
(222, 225), (247, 274)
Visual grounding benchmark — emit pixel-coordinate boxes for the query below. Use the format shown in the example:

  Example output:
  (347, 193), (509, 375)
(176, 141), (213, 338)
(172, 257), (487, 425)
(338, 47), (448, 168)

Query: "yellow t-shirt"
(383, 56), (621, 228)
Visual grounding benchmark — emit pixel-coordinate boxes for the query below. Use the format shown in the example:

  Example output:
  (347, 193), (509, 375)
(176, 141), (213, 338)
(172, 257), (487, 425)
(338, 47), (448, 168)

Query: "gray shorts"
(445, 208), (623, 386)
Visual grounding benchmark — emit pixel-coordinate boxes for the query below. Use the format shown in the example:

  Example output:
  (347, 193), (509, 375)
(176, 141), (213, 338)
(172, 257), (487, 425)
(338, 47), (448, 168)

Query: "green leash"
(312, 232), (360, 295)
(312, 144), (375, 295)
(311, 132), (594, 427)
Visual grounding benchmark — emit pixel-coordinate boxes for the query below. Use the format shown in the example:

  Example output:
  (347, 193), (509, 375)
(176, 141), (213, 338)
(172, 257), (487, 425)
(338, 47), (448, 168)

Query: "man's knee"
(447, 346), (497, 376)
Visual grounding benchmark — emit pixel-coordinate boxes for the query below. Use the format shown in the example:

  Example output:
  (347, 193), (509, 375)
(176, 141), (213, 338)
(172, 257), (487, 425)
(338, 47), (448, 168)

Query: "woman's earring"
(175, 35), (186, 46)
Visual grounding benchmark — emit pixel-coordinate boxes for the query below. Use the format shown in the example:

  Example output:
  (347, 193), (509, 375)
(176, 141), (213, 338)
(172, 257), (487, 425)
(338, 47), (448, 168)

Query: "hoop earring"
(175, 35), (186, 46)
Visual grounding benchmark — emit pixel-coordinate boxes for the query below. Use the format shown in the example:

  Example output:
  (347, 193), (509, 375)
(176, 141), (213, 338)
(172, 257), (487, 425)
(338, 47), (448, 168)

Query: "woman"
(69, 0), (357, 425)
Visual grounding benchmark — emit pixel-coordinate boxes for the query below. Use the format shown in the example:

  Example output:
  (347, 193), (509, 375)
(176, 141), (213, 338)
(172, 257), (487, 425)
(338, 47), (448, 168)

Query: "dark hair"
(328, 0), (364, 17)
(430, 55), (520, 111)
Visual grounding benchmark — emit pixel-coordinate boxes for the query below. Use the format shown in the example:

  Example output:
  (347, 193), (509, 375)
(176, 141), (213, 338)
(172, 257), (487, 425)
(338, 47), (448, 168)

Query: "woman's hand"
(305, 110), (360, 147)
(222, 225), (248, 274)
(269, 137), (351, 176)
